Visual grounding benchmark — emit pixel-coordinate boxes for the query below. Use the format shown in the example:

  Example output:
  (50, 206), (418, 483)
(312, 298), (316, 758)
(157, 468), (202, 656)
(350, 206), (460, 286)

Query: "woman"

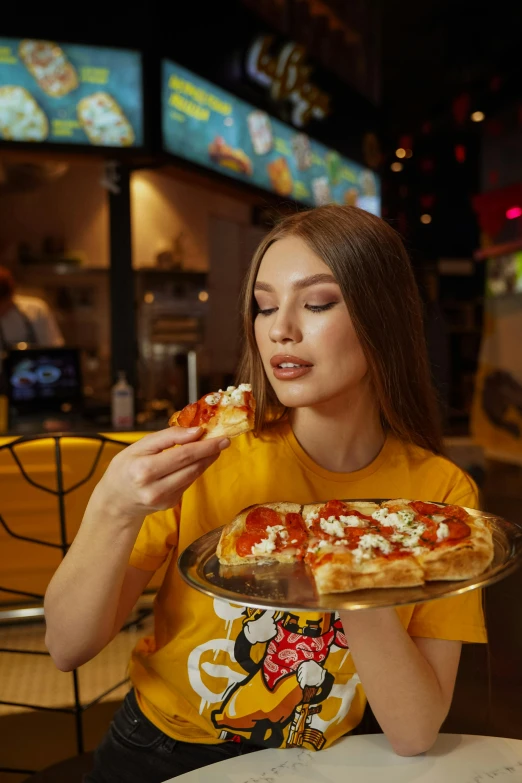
(44, 206), (486, 782)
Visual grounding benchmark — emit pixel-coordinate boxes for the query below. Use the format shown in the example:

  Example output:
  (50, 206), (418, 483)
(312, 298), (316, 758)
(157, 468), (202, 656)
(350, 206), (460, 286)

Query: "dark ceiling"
(380, 0), (522, 136)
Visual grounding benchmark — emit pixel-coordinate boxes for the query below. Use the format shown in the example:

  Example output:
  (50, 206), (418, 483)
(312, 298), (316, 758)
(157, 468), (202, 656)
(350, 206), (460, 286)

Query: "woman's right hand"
(91, 427), (230, 526)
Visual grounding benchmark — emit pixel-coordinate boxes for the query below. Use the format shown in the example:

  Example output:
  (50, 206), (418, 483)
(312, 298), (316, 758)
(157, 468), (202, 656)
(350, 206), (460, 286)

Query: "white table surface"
(164, 734), (522, 783)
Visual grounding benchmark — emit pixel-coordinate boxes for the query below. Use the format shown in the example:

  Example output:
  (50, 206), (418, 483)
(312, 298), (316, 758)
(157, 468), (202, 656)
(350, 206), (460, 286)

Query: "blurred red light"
(455, 144), (466, 163)
(506, 206), (522, 220)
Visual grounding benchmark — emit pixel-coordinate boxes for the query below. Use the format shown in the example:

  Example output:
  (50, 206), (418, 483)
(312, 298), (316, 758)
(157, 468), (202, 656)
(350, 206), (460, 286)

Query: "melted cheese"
(319, 513), (367, 538)
(250, 524), (286, 555)
(303, 508), (319, 524)
(372, 507), (426, 552)
(320, 517), (346, 538)
(339, 515), (367, 526)
(436, 522), (450, 542)
(352, 533), (392, 564)
(308, 539), (333, 554)
(219, 383), (252, 408)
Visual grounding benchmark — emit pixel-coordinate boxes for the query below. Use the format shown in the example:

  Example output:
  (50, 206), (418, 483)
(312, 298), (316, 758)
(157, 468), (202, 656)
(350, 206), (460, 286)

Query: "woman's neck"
(288, 385), (385, 473)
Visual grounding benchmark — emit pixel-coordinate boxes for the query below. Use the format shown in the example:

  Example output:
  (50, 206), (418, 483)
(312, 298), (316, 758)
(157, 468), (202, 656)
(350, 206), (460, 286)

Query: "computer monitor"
(4, 347), (83, 416)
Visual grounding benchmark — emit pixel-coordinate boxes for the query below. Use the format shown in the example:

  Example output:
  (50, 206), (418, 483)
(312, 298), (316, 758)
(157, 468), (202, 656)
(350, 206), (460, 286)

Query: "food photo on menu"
(0, 37), (143, 146)
(161, 59), (381, 215)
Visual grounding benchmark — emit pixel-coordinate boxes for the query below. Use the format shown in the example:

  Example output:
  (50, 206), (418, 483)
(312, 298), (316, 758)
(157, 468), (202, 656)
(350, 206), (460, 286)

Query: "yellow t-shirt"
(128, 421), (486, 750)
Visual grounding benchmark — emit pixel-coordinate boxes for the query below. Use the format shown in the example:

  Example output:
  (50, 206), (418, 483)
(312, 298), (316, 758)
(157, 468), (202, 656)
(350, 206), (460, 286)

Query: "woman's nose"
(268, 309), (302, 344)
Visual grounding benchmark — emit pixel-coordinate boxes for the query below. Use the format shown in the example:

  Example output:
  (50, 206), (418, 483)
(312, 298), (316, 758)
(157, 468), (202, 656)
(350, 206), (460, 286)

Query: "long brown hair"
(236, 205), (443, 455)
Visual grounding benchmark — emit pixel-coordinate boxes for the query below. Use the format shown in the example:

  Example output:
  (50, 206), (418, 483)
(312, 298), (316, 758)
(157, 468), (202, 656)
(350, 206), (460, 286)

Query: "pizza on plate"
(169, 384), (255, 440)
(217, 498), (494, 594)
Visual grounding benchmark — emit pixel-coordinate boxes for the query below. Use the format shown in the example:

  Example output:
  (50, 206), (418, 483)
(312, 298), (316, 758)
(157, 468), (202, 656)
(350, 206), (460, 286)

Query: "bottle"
(111, 370), (134, 430)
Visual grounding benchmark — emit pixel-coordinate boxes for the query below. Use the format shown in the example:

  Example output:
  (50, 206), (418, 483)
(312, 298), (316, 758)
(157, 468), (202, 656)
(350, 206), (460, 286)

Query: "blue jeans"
(83, 689), (263, 782)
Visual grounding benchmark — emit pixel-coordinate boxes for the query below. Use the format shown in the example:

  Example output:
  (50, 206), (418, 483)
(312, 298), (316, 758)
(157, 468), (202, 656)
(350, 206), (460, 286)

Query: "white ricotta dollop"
(436, 522), (450, 542)
(250, 524), (286, 555)
(352, 533), (392, 564)
(219, 383), (252, 408)
(303, 508), (319, 524)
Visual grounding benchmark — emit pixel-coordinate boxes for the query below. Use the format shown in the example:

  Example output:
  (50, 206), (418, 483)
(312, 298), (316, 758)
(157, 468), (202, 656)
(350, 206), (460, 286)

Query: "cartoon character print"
(211, 608), (349, 749)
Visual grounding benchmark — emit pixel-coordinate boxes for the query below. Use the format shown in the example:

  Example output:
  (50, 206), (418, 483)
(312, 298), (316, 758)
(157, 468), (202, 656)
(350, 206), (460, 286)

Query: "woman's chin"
(275, 389), (331, 410)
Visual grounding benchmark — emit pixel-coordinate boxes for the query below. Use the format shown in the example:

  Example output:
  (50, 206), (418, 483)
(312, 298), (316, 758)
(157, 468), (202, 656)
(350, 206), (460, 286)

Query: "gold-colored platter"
(178, 505), (522, 612)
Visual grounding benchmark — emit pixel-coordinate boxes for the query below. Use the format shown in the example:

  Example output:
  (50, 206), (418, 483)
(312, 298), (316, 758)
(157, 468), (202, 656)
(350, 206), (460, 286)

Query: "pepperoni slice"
(446, 520), (471, 540)
(285, 513), (307, 547)
(411, 501), (445, 516)
(236, 532), (264, 557)
(443, 505), (470, 523)
(344, 527), (367, 549)
(320, 499), (347, 518)
(177, 398), (220, 427)
(245, 507), (281, 533)
(177, 402), (198, 427)
(420, 523), (439, 545)
(193, 401), (219, 425)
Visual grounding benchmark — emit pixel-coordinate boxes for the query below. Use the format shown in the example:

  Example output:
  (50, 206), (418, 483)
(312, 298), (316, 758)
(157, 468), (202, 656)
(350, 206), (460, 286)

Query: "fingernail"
(186, 427), (201, 434)
(218, 438), (230, 450)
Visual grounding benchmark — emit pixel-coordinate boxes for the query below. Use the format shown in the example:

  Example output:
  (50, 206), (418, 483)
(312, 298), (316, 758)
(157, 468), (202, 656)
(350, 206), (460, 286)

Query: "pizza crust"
(311, 553), (425, 594)
(419, 517), (494, 580)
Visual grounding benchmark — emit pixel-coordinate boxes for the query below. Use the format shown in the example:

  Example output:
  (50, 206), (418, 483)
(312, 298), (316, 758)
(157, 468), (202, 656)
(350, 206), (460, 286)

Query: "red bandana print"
(262, 618), (347, 690)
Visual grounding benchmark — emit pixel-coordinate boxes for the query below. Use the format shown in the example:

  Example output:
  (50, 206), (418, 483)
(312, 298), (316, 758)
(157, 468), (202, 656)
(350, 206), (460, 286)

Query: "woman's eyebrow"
(254, 273), (338, 292)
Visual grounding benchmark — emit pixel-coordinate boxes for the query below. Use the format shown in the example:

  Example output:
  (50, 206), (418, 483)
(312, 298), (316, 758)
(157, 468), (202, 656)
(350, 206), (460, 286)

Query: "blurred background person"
(0, 265), (64, 352)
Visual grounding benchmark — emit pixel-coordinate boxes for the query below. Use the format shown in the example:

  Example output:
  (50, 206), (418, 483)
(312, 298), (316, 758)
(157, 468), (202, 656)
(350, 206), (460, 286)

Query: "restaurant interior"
(1, 2), (522, 781)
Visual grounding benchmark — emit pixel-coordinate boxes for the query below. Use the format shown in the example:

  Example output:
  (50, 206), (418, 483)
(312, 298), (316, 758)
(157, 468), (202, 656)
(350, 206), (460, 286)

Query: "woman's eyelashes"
(256, 302), (339, 316)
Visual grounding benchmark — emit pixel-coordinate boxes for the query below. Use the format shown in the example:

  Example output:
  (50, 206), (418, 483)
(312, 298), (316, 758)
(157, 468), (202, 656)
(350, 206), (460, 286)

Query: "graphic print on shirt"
(187, 599), (360, 749)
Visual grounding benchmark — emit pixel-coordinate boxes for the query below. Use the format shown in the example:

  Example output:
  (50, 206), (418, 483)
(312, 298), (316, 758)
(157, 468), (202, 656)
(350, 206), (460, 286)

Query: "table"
(164, 734), (522, 783)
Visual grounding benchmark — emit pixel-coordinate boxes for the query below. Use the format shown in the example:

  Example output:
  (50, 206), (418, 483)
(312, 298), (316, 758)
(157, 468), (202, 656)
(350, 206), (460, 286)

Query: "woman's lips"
(273, 365), (313, 380)
(270, 355), (313, 381)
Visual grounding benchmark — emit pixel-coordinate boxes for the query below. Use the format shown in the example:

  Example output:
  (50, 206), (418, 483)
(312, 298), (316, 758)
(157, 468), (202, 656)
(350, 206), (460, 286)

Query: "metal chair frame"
(0, 433), (151, 777)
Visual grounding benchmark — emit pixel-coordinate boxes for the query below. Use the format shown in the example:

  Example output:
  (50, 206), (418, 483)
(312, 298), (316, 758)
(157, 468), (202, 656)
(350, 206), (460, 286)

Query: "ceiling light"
(395, 148), (406, 158)
(420, 214), (432, 224)
(471, 111), (485, 122)
(391, 162), (403, 172)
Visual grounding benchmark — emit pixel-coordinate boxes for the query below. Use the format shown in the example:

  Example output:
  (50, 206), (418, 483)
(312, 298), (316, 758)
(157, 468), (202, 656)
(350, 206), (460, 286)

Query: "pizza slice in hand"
(169, 384), (255, 440)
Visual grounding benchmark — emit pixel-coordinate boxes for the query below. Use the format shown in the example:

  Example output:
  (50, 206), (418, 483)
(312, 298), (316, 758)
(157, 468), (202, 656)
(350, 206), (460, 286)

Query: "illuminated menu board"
(162, 60), (380, 214)
(0, 38), (143, 147)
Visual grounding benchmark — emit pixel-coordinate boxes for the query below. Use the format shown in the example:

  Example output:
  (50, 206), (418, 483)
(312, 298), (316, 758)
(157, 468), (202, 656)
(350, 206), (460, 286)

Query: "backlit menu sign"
(162, 60), (380, 214)
(0, 38), (143, 147)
